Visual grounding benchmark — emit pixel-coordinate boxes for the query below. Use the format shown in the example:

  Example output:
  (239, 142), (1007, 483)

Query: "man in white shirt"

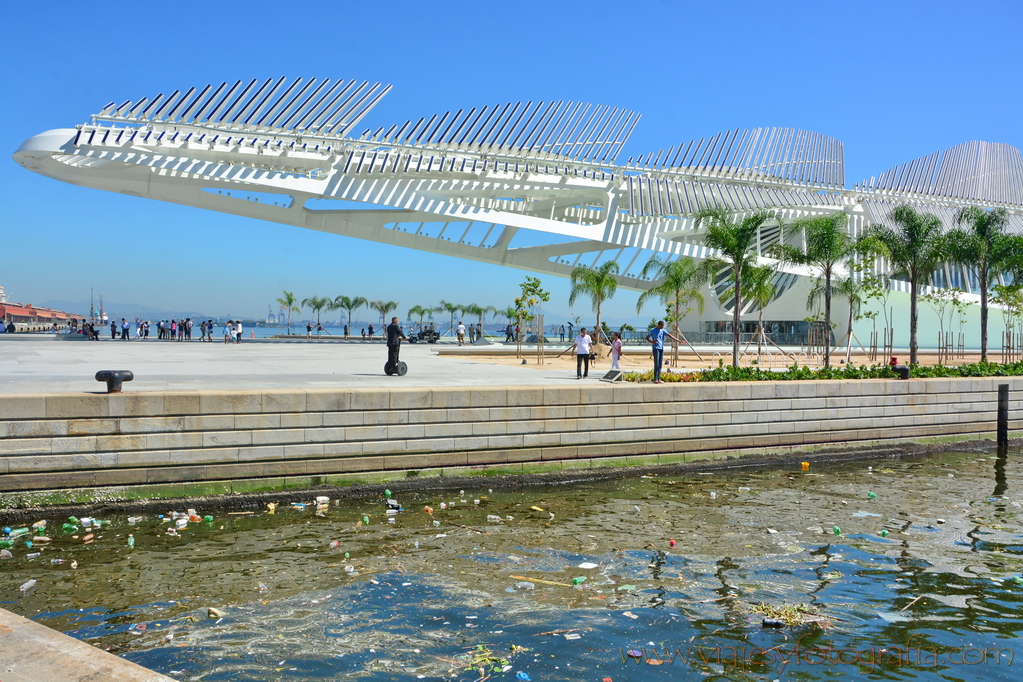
(235, 320), (243, 344)
(456, 321), (466, 346)
(567, 328), (593, 379)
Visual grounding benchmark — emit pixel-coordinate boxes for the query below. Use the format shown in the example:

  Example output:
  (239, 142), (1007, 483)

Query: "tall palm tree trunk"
(731, 269), (741, 367)
(823, 270), (832, 367)
(909, 269), (919, 366)
(980, 264), (989, 362)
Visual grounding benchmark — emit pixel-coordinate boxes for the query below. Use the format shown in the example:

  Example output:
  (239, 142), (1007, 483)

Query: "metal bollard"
(892, 364), (910, 380)
(998, 384), (1009, 447)
(95, 370), (134, 393)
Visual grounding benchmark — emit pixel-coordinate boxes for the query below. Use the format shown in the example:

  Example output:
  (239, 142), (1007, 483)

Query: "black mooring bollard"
(892, 364), (910, 380)
(95, 370), (134, 393)
(998, 384), (1009, 447)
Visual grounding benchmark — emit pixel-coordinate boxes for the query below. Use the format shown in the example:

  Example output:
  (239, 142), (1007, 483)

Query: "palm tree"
(569, 260), (620, 353)
(771, 213), (856, 367)
(636, 256), (707, 365)
(945, 206), (1016, 362)
(301, 295), (330, 332)
(436, 300), (462, 337)
(463, 303), (496, 339)
(860, 204), (948, 366)
(808, 276), (863, 364)
(333, 296), (367, 332)
(737, 264), (777, 357)
(370, 300), (399, 334)
(695, 207), (775, 367)
(276, 290), (301, 335)
(407, 305), (432, 330)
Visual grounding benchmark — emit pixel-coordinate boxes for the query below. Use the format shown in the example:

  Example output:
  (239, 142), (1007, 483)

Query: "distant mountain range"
(41, 300), (218, 322)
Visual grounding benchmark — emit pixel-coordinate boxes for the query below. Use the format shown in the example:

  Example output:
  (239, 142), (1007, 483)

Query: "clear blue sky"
(3, 0), (1020, 323)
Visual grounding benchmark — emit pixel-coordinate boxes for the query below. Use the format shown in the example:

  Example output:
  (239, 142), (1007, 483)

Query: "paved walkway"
(0, 607), (175, 682)
(0, 336), (595, 394)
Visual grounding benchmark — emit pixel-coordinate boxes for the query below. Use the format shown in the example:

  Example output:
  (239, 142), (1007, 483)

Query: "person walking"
(505, 323), (514, 343)
(564, 327), (593, 379)
(235, 319), (243, 344)
(306, 322), (313, 340)
(386, 316), (406, 373)
(646, 320), (680, 384)
(199, 320), (207, 342)
(224, 320), (234, 344)
(468, 324), (475, 344)
(609, 331), (624, 369)
(121, 318), (130, 340)
(456, 321), (466, 346)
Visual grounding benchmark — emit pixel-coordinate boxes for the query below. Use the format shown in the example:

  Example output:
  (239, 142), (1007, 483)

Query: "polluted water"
(1, 449), (1022, 681)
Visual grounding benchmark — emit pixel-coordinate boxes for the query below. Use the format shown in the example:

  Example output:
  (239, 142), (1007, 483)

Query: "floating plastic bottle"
(384, 489), (392, 499)
(833, 526), (842, 536)
(204, 515), (214, 524)
(362, 515), (370, 525)
(486, 515), (502, 523)
(80, 517), (93, 528)
(127, 534), (135, 549)
(19, 579), (36, 592)
(424, 506), (433, 514)
(31, 520), (46, 529)
(0, 540), (12, 549)
(440, 502), (447, 510)
(669, 539), (676, 548)
(61, 523), (78, 534)
(801, 461), (810, 471)
(9, 528), (29, 538)
(175, 518), (188, 529)
(328, 540), (340, 550)
(68, 516), (78, 525)
(50, 558), (65, 565)
(710, 492), (717, 499)
(31, 536), (51, 544)
(868, 492), (877, 499)
(572, 576), (586, 585)
(880, 529), (889, 537)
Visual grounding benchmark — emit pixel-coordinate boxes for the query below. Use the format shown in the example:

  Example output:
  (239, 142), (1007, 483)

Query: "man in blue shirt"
(646, 321), (680, 384)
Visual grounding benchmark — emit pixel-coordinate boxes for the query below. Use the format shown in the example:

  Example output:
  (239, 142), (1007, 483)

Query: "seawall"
(0, 377), (1018, 506)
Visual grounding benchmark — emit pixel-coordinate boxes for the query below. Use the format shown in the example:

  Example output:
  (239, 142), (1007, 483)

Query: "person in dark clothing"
(386, 316), (406, 371)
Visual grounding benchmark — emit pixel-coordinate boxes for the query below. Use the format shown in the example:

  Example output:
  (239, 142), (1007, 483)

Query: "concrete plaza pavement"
(0, 336), (592, 394)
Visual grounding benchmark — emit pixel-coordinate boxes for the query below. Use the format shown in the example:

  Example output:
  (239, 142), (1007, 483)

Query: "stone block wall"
(0, 378), (1019, 497)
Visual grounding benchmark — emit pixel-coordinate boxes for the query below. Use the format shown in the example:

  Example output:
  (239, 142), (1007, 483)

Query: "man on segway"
(385, 316), (408, 376)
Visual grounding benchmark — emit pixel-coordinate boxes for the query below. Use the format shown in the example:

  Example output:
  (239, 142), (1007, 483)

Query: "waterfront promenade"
(0, 336), (579, 393)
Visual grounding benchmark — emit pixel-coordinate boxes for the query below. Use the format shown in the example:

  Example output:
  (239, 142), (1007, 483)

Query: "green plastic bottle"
(833, 526), (842, 536)
(62, 523), (79, 534)
(384, 489), (392, 499)
(0, 539), (12, 549)
(572, 576), (586, 585)
(127, 534), (135, 549)
(9, 528), (30, 538)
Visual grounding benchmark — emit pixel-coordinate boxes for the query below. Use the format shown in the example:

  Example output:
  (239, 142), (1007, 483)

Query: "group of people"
(95, 317), (245, 343)
(455, 322), (484, 345)
(562, 321), (678, 382)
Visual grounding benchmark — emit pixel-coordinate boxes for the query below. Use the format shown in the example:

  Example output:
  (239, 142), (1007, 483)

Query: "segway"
(384, 360), (408, 376)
